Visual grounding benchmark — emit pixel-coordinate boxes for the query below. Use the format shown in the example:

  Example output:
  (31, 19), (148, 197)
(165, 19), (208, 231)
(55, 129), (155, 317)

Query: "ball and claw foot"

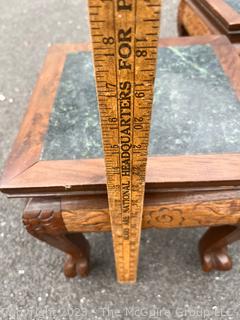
(23, 199), (91, 279)
(64, 254), (90, 278)
(199, 225), (240, 273)
(200, 246), (233, 272)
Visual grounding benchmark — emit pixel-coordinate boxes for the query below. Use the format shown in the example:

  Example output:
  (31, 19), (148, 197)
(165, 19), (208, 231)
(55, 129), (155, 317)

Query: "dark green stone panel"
(41, 45), (240, 160)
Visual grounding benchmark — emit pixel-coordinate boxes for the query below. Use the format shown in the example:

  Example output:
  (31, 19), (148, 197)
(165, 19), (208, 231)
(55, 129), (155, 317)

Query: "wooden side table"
(2, 36), (240, 279)
(178, 0), (240, 54)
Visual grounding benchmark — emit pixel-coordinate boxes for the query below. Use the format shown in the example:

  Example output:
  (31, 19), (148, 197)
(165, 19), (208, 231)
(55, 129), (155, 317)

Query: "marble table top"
(41, 44), (240, 161)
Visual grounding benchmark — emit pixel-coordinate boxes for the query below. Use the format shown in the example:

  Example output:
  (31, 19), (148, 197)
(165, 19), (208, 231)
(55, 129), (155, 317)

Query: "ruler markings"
(88, 0), (160, 283)
(147, 4), (161, 7)
(90, 19), (106, 22)
(143, 18), (159, 22)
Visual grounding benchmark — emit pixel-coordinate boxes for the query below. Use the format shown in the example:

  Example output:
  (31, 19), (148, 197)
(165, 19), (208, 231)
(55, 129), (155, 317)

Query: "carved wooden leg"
(22, 198), (90, 278)
(199, 225), (240, 272)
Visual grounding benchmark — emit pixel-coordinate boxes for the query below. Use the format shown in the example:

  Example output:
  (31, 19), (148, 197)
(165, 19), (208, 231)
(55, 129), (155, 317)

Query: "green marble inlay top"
(41, 45), (240, 160)
(224, 0), (240, 12)
(41, 52), (101, 160)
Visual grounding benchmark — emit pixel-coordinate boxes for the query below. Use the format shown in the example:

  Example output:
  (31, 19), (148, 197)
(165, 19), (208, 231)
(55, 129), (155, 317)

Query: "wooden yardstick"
(88, 0), (161, 283)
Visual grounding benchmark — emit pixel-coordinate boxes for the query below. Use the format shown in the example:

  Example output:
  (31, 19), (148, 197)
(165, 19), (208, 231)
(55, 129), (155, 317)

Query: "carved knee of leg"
(22, 208), (65, 238)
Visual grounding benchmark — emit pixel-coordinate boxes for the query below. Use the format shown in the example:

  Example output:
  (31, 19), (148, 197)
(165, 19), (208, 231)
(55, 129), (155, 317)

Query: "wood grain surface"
(179, 0), (240, 43)
(179, 0), (216, 36)
(195, 0), (240, 30)
(88, 0), (162, 283)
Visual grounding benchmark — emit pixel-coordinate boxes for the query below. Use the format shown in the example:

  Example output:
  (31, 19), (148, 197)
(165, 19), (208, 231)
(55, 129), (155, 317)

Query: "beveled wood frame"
(1, 36), (240, 197)
(181, 0), (240, 42)
(194, 0), (240, 31)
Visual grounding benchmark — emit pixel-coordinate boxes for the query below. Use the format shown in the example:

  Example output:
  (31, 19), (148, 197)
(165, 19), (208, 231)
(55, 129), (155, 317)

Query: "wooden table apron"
(40, 190), (240, 233)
